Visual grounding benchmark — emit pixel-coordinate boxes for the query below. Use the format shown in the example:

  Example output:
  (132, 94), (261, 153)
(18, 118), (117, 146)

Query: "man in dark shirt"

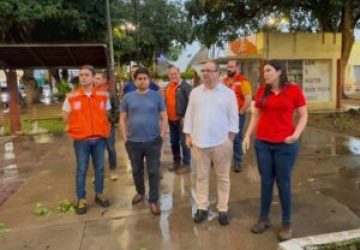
(122, 65), (159, 96)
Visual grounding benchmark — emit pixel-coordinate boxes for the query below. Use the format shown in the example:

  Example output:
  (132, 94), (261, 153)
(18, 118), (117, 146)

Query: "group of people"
(62, 58), (308, 241)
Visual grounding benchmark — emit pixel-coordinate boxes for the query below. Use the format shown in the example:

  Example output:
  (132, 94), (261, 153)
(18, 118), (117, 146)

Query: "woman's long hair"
(260, 60), (289, 108)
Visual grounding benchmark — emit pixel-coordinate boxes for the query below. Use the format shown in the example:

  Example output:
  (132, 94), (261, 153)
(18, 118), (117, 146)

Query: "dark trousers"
(255, 139), (299, 223)
(168, 120), (191, 165)
(233, 113), (246, 164)
(125, 137), (162, 203)
(106, 126), (117, 169)
(73, 138), (106, 199)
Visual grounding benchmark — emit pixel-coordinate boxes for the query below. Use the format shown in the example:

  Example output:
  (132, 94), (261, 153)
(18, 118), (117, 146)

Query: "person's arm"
(284, 106), (308, 143)
(62, 96), (71, 124)
(239, 80), (252, 114)
(228, 92), (239, 141)
(63, 112), (70, 123)
(119, 112), (128, 142)
(242, 107), (260, 153)
(179, 83), (193, 125)
(159, 111), (168, 138)
(109, 92), (120, 124)
(119, 97), (128, 142)
(183, 91), (194, 148)
(239, 94), (252, 114)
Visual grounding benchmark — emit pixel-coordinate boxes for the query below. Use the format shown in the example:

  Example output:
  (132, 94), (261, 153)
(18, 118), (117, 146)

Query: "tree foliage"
(186, 0), (360, 97)
(0, 0), (106, 42)
(113, 0), (191, 65)
(186, 0), (360, 47)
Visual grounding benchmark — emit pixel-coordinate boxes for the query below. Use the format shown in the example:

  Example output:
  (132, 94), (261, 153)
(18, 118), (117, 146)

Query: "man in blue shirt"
(120, 67), (167, 216)
(122, 65), (159, 96)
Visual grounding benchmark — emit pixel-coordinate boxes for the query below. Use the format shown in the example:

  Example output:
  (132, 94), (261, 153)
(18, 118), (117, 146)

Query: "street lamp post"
(120, 22), (136, 65)
(105, 0), (115, 90)
(132, 0), (140, 65)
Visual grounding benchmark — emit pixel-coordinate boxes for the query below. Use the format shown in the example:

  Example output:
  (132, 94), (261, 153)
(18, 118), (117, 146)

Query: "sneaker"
(176, 165), (191, 175)
(94, 194), (110, 208)
(218, 211), (230, 226)
(251, 218), (272, 234)
(234, 162), (242, 173)
(193, 209), (208, 223)
(278, 223), (292, 241)
(110, 170), (118, 181)
(76, 199), (87, 215)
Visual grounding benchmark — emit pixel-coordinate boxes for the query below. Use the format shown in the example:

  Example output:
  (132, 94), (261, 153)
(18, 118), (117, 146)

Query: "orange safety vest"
(223, 74), (248, 111)
(67, 87), (110, 140)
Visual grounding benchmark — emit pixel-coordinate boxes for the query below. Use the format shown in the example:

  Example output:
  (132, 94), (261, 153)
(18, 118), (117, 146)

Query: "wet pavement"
(0, 127), (359, 250)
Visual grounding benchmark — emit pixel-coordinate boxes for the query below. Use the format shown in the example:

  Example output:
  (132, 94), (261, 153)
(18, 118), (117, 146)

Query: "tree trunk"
(151, 50), (157, 75)
(340, 0), (356, 100)
(22, 70), (38, 106)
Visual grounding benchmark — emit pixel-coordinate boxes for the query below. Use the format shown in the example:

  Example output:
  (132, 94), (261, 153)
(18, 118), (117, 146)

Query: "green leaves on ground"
(0, 222), (10, 234)
(34, 203), (51, 216)
(58, 200), (76, 214)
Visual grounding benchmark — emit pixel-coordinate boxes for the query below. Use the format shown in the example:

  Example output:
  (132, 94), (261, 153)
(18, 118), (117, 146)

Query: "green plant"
(0, 222), (10, 234)
(34, 203), (51, 216)
(181, 68), (195, 80)
(58, 200), (76, 214)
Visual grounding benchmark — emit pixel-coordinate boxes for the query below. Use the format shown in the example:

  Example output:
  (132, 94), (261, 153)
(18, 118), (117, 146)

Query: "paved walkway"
(0, 127), (359, 250)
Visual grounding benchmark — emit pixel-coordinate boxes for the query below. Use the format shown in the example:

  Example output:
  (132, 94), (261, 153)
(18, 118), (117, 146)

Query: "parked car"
(0, 83), (26, 111)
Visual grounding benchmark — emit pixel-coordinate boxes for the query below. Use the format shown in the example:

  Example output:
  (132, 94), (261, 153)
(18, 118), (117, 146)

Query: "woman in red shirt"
(243, 60), (308, 241)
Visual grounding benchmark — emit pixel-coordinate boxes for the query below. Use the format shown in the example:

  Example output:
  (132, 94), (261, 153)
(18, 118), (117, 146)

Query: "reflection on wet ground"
(0, 127), (359, 249)
(0, 134), (64, 206)
(298, 127), (360, 217)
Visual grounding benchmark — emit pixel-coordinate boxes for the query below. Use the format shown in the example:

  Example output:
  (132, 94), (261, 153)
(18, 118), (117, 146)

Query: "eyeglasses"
(201, 69), (217, 73)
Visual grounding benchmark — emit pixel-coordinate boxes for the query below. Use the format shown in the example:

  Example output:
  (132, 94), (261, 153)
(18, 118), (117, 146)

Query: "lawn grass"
(3, 118), (65, 135)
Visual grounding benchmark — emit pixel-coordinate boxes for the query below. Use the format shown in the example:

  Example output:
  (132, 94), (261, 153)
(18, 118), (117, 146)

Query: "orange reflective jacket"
(223, 74), (252, 111)
(67, 88), (110, 140)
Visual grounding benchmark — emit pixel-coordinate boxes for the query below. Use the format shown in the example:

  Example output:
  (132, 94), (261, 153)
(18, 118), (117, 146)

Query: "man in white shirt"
(183, 61), (239, 226)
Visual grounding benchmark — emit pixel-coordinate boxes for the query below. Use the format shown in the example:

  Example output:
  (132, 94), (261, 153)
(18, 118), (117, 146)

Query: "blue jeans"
(233, 113), (247, 164)
(168, 120), (191, 165)
(106, 126), (117, 169)
(73, 138), (106, 199)
(125, 136), (162, 203)
(255, 139), (299, 223)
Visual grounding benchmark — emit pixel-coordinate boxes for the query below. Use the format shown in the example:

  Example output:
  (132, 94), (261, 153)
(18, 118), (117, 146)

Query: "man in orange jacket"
(223, 60), (252, 172)
(63, 65), (111, 215)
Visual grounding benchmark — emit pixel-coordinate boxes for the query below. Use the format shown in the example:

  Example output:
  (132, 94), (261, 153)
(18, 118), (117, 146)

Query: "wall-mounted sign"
(303, 60), (331, 102)
(228, 35), (257, 56)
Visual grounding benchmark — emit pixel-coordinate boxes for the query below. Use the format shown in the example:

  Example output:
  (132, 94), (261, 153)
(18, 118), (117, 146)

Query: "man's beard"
(227, 71), (236, 77)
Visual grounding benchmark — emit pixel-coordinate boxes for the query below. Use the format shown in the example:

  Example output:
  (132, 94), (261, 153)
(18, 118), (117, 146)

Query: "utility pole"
(132, 0), (140, 65)
(106, 0), (115, 90)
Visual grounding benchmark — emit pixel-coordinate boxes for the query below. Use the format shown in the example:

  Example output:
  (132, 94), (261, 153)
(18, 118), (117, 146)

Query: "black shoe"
(95, 194), (111, 208)
(218, 212), (230, 226)
(194, 209), (208, 223)
(234, 162), (242, 173)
